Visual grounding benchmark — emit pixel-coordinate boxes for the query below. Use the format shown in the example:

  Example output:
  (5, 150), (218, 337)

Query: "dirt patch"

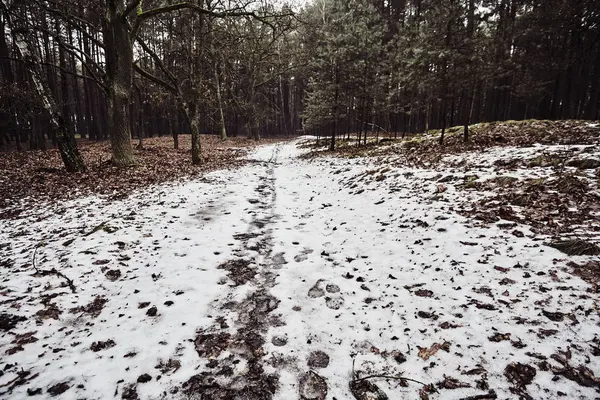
(566, 158), (600, 169)
(194, 332), (232, 358)
(183, 370), (278, 400)
(90, 339), (116, 352)
(554, 365), (600, 388)
(299, 371), (328, 400)
(437, 375), (471, 389)
(504, 362), (536, 387)
(155, 358), (181, 374)
(349, 379), (388, 400)
(308, 280), (325, 298)
(218, 259), (257, 286)
(567, 260), (600, 287)
(121, 383), (139, 400)
(105, 269), (122, 281)
(47, 382), (70, 396)
(35, 303), (61, 321)
(0, 313), (27, 331)
(549, 240), (600, 256)
(307, 351), (330, 369)
(69, 296), (108, 318)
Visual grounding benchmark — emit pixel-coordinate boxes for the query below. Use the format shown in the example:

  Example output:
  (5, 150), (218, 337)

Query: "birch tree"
(2, 0), (85, 172)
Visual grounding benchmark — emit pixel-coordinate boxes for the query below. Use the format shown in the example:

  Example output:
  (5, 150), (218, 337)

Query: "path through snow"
(1, 139), (599, 400)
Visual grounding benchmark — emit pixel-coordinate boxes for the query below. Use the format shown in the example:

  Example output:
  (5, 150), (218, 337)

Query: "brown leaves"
(436, 375), (470, 389)
(0, 136), (283, 219)
(417, 341), (451, 361)
(69, 296), (107, 318)
(488, 333), (511, 342)
(504, 362), (536, 387)
(468, 174), (599, 244)
(90, 339), (116, 352)
(567, 260), (600, 287)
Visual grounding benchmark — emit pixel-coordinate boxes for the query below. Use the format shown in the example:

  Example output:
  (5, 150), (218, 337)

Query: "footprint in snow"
(294, 248), (314, 262)
(308, 280), (325, 298)
(325, 297), (344, 310)
(308, 280), (345, 309)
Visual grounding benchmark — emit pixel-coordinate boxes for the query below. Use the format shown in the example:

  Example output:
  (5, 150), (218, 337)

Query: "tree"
(301, 0), (385, 150)
(2, 0), (85, 172)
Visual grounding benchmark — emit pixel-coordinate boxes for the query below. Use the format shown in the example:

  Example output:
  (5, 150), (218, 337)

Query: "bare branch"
(133, 63), (178, 94)
(352, 374), (428, 386)
(130, 3), (293, 39)
(134, 35), (179, 87)
(32, 246), (77, 294)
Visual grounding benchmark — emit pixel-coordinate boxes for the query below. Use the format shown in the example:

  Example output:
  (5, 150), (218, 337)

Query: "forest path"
(1, 139), (599, 400)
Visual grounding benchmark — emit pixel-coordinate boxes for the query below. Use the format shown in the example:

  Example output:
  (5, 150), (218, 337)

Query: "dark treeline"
(0, 0), (599, 168)
(301, 0), (600, 147)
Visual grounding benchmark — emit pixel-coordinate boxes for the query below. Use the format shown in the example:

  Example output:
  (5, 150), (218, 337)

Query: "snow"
(1, 139), (599, 399)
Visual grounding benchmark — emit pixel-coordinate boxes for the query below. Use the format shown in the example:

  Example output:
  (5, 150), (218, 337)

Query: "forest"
(1, 1), (600, 400)
(1, 0), (599, 168)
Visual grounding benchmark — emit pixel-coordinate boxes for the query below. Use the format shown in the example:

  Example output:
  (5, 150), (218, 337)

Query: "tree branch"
(133, 63), (178, 93)
(352, 374), (428, 386)
(32, 246), (77, 294)
(122, 0), (142, 20)
(130, 3), (293, 39)
(134, 35), (179, 87)
(0, 56), (104, 87)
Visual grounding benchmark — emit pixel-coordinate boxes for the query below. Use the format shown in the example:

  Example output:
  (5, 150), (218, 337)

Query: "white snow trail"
(1, 139), (599, 400)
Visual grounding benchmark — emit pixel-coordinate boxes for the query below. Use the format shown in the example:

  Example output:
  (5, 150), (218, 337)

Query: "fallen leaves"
(567, 260), (600, 287)
(436, 375), (471, 389)
(0, 313), (27, 331)
(549, 240), (600, 256)
(466, 174), (600, 245)
(417, 341), (451, 361)
(69, 296), (107, 318)
(542, 310), (565, 322)
(488, 333), (511, 342)
(504, 362), (537, 387)
(0, 135), (285, 220)
(90, 339), (116, 352)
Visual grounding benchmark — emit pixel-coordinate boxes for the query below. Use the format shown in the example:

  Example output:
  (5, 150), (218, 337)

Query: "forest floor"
(1, 123), (600, 400)
(0, 135), (283, 220)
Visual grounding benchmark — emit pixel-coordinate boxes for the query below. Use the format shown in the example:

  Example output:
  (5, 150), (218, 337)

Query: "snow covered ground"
(1, 139), (599, 399)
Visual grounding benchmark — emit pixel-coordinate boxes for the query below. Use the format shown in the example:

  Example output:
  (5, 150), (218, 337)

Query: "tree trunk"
(181, 100), (202, 164)
(169, 118), (178, 149)
(191, 116), (201, 164)
(214, 65), (227, 140)
(57, 21), (73, 138)
(330, 66), (339, 151)
(103, 0), (136, 166)
(8, 6), (85, 172)
(439, 98), (447, 145)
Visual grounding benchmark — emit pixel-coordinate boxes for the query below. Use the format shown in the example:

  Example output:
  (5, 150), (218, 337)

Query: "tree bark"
(181, 99), (202, 164)
(7, 4), (85, 172)
(214, 64), (227, 140)
(103, 0), (136, 166)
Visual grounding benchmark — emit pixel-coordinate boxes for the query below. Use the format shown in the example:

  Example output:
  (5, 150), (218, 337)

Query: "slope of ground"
(304, 120), (600, 251)
(1, 137), (599, 400)
(301, 120), (600, 162)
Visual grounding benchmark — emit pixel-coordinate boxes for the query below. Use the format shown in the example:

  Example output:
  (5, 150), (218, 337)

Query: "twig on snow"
(32, 245), (77, 293)
(352, 373), (428, 387)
